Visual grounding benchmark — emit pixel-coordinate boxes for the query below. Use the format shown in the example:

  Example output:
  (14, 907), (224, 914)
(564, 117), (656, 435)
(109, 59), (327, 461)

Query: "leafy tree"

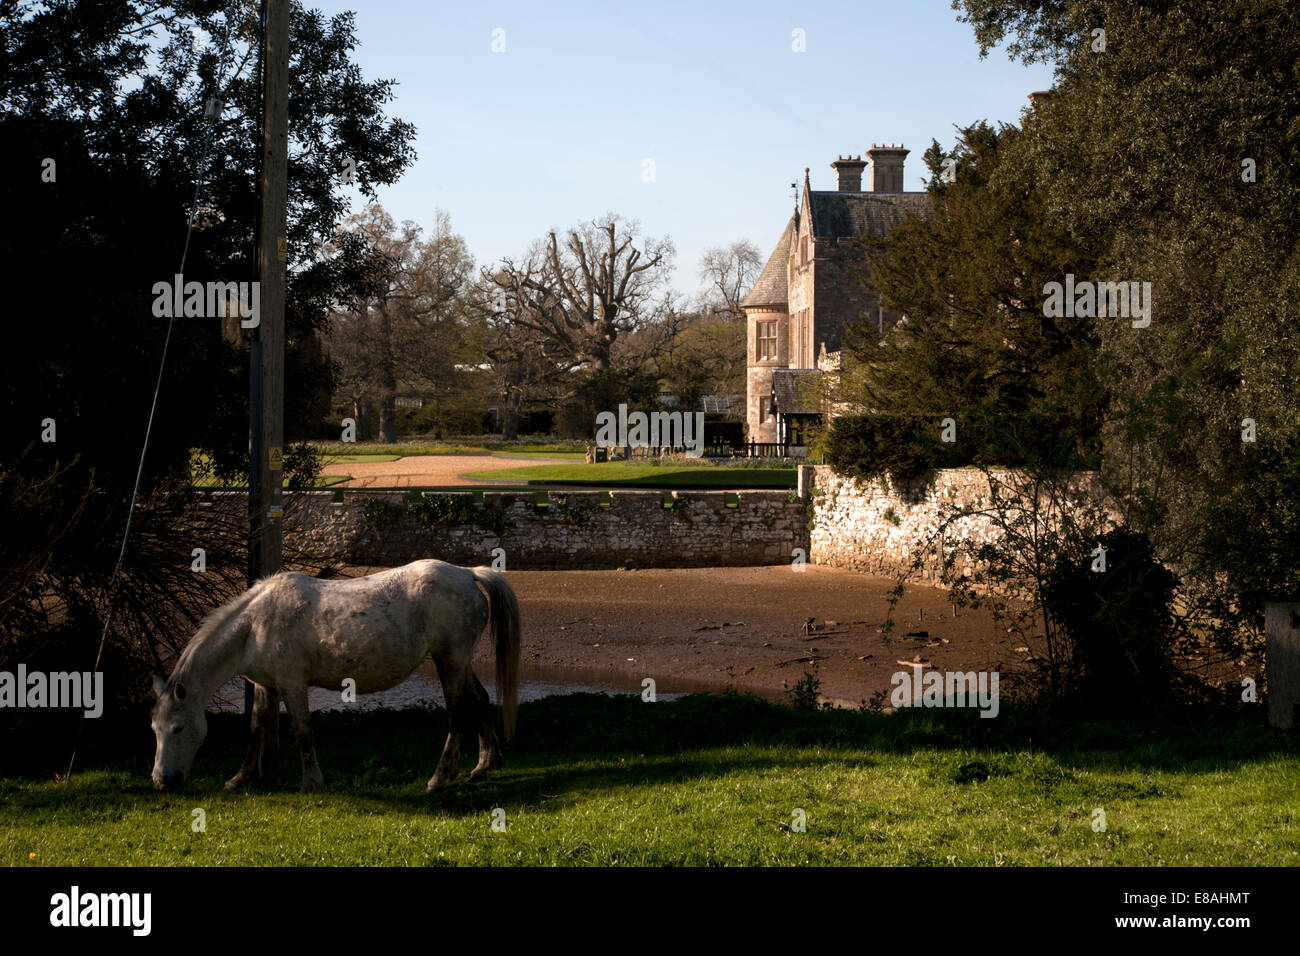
(954, 0), (1300, 645)
(324, 204), (475, 441)
(0, 1), (415, 682)
(838, 120), (1102, 470)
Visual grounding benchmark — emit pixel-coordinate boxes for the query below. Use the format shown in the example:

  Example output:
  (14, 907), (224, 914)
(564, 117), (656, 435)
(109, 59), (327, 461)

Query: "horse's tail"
(472, 567), (521, 741)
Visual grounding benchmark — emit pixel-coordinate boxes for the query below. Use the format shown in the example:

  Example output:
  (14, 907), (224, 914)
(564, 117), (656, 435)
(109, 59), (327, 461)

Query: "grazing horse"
(150, 559), (520, 794)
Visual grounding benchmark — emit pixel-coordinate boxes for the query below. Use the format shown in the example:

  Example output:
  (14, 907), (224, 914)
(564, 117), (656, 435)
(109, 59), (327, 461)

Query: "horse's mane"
(172, 575), (285, 687)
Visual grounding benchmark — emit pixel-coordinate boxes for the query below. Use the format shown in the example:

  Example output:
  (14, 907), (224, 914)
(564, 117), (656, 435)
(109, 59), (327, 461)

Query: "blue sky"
(311, 0), (1055, 295)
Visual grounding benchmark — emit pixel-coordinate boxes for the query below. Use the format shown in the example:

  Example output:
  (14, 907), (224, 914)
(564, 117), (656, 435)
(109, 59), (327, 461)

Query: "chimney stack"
(830, 154), (867, 192)
(867, 144), (909, 193)
(1027, 90), (1055, 109)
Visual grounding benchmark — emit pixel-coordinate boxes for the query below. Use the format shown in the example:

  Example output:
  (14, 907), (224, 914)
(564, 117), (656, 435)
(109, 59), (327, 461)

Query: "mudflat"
(349, 564), (1033, 706)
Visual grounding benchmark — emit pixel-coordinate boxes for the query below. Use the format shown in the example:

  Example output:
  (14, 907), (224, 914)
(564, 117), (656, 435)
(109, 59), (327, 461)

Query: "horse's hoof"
(426, 775), (454, 792)
(224, 775), (252, 792)
(300, 773), (324, 794)
(468, 767), (491, 783)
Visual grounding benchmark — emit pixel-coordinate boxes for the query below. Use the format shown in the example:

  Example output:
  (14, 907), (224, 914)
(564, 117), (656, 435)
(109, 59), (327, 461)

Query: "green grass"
(461, 461), (798, 489)
(492, 451), (588, 460)
(321, 453), (402, 464)
(312, 439), (588, 457)
(191, 473), (351, 490)
(189, 450), (355, 490)
(3, 695), (1296, 866)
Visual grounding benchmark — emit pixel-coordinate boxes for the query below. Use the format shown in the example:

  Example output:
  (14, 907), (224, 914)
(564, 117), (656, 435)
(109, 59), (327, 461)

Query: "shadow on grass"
(4, 691), (1295, 805)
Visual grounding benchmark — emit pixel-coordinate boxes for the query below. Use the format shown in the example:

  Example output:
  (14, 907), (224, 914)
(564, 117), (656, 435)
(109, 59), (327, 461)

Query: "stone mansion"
(742, 145), (930, 446)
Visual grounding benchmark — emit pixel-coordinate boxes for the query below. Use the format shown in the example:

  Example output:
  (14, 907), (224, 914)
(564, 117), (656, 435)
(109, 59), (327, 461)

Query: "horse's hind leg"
(225, 683), (282, 792)
(282, 684), (325, 794)
(468, 672), (502, 783)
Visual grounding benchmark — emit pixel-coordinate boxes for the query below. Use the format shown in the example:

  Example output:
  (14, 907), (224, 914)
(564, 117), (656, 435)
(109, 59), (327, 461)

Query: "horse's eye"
(172, 726), (184, 735)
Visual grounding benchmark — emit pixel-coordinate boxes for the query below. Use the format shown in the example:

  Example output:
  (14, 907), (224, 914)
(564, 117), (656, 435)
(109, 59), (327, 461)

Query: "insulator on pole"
(204, 95), (223, 120)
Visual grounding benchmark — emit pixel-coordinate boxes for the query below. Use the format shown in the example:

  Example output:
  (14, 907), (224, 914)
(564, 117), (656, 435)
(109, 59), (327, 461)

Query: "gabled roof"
(740, 216), (795, 309)
(807, 191), (929, 240)
(771, 368), (821, 416)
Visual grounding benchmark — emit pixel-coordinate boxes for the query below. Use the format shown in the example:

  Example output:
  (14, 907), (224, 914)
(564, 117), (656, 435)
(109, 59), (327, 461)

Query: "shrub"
(359, 496), (402, 531)
(1041, 525), (1183, 715)
(283, 441), (324, 491)
(823, 414), (959, 484)
(788, 666), (823, 711)
(822, 411), (1099, 486)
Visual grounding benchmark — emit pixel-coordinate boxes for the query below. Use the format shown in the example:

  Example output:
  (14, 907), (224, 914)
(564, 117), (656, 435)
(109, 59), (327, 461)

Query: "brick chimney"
(1027, 90), (1054, 109)
(829, 155), (867, 192)
(867, 144), (908, 192)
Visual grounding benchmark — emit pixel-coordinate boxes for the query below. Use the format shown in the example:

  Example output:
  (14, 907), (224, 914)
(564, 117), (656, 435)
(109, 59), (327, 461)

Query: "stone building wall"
(746, 305), (787, 443)
(809, 237), (875, 358)
(207, 489), (810, 570)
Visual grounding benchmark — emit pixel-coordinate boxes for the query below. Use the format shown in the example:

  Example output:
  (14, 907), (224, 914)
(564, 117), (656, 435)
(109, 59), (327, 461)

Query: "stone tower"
(742, 146), (930, 446)
(741, 218), (793, 443)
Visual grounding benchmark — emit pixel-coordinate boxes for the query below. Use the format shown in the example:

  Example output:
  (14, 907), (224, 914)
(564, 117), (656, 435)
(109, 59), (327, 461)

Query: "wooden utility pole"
(255, 0), (289, 579)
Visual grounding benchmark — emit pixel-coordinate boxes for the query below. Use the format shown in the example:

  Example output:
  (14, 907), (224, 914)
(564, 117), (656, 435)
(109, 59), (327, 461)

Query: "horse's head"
(150, 674), (207, 791)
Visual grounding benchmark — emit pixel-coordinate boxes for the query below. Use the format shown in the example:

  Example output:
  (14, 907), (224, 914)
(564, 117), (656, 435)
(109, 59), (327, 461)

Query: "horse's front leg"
(225, 683), (282, 792)
(282, 684), (325, 794)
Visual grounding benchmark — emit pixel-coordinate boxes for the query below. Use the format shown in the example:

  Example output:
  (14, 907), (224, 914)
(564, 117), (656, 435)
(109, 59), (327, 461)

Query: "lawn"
(492, 451), (588, 460)
(189, 449), (361, 490)
(461, 461), (799, 489)
(321, 453), (401, 464)
(312, 440), (589, 457)
(191, 473), (352, 490)
(4, 694), (1295, 866)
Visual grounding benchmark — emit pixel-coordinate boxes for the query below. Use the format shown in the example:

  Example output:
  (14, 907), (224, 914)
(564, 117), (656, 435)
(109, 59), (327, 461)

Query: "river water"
(208, 660), (713, 713)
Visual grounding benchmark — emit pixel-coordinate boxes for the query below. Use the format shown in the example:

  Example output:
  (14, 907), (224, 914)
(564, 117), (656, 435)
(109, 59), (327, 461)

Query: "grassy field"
(462, 461), (799, 489)
(312, 440), (588, 457)
(188, 450), (364, 489)
(492, 451), (588, 460)
(4, 694), (1295, 866)
(321, 453), (401, 464)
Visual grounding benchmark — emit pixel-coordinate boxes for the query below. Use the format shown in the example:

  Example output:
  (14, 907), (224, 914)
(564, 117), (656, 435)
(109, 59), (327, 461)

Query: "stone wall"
(196, 467), (1104, 578)
(809, 465), (1106, 581)
(208, 489), (810, 570)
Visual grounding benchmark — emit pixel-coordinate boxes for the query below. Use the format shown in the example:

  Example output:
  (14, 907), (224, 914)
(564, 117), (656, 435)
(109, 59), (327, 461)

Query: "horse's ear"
(174, 682), (187, 702)
(152, 675), (167, 699)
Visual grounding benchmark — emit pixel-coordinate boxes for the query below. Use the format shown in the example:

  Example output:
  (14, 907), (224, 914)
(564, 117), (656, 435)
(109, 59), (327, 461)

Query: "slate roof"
(741, 187), (930, 312)
(740, 216), (795, 309)
(808, 191), (930, 240)
(771, 368), (821, 416)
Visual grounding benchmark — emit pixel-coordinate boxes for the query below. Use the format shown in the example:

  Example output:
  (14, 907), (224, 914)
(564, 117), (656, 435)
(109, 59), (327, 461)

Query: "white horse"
(150, 559), (520, 793)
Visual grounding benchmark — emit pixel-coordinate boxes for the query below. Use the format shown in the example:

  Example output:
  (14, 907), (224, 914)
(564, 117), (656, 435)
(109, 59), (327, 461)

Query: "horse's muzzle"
(153, 771), (185, 791)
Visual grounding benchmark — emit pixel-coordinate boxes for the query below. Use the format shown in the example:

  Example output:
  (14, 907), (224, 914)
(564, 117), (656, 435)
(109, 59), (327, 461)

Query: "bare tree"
(698, 239), (762, 318)
(465, 277), (573, 439)
(484, 213), (675, 374)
